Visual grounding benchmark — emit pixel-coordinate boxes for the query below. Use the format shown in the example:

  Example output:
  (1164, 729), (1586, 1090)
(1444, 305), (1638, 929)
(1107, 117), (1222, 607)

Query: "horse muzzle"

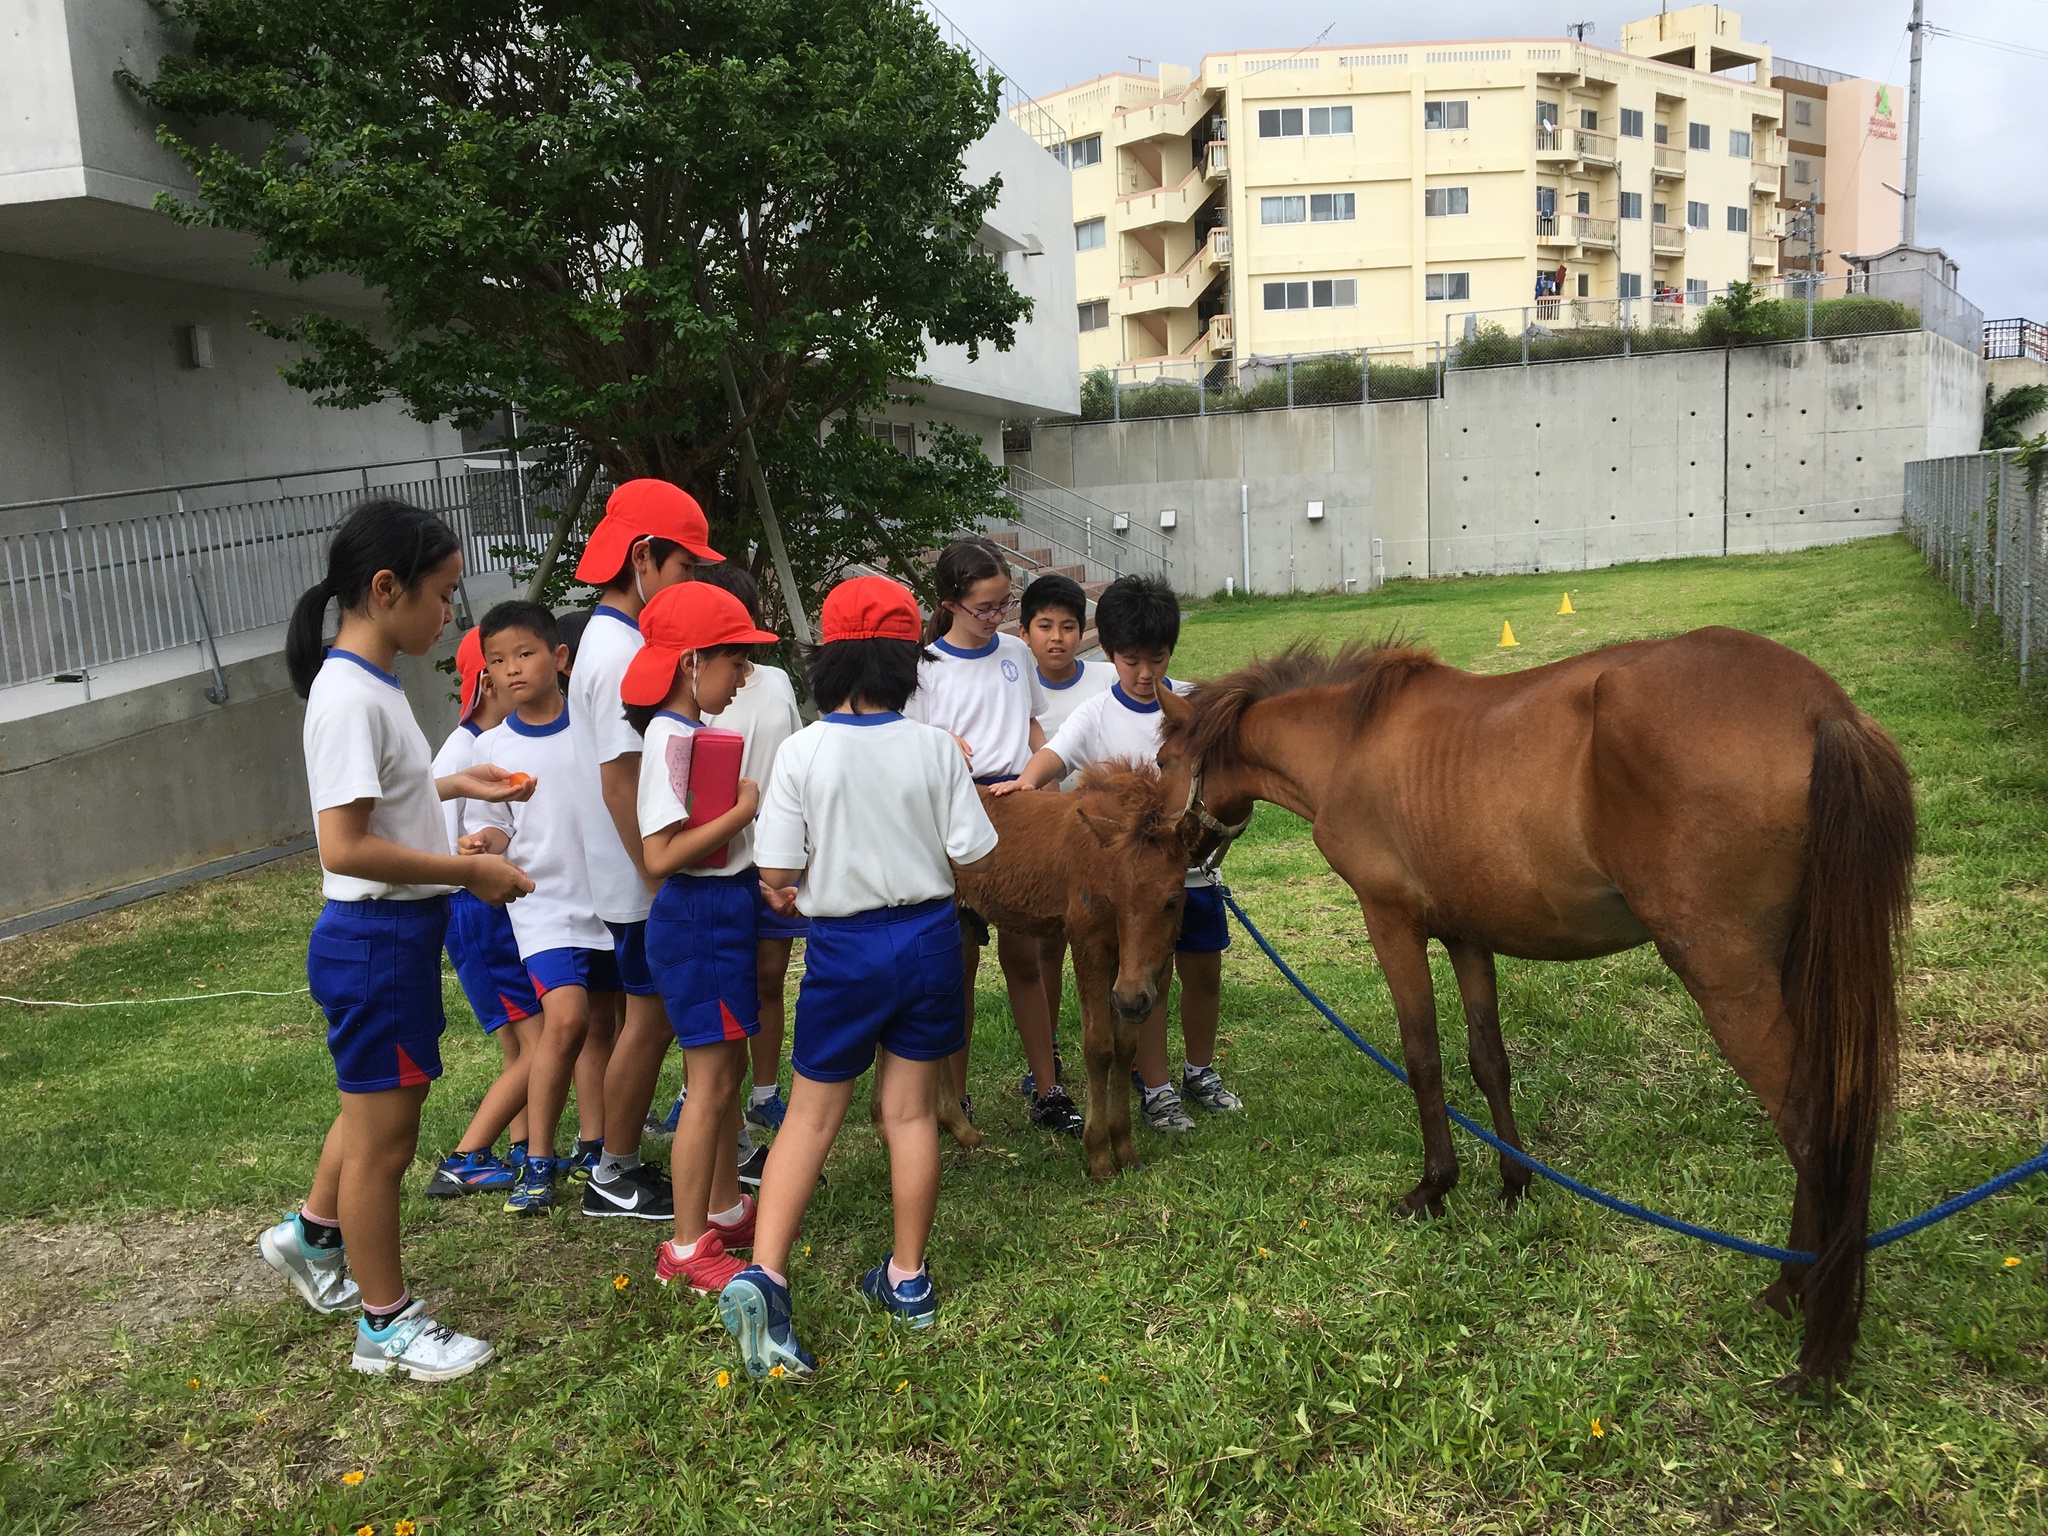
(1111, 985), (1155, 1021)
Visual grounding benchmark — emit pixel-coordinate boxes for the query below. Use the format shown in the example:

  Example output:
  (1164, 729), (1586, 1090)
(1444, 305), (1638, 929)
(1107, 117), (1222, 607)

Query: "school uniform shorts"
(647, 870), (761, 1049)
(526, 945), (624, 998)
(602, 919), (660, 996)
(1176, 883), (1232, 955)
(445, 890), (538, 1033)
(793, 897), (965, 1083)
(307, 896), (450, 1094)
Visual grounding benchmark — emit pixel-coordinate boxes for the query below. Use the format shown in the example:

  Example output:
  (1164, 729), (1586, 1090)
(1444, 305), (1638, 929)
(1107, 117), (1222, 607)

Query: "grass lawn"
(2, 534), (2044, 1534)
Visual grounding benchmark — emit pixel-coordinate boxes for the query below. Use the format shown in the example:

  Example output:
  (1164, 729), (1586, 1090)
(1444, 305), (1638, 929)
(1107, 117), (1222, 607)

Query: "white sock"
(666, 1235), (698, 1260)
(708, 1198), (747, 1226)
(1142, 1081), (1171, 1103)
(751, 1083), (779, 1106)
(595, 1150), (640, 1181)
(1183, 1059), (1211, 1080)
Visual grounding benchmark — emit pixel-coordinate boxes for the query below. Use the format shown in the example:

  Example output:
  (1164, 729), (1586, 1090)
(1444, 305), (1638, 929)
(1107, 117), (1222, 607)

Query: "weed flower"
(769, 1365), (786, 1378)
(2005, 1256), (2023, 1268)
(186, 1378), (201, 1390)
(614, 1274), (630, 1290)
(1098, 1373), (1109, 1383)
(717, 1371), (731, 1388)
(396, 1524), (417, 1536)
(341, 1471), (366, 1486)
(895, 1380), (909, 1394)
(1258, 1246), (1270, 1257)
(1590, 1417), (1605, 1439)
(356, 1526), (374, 1536)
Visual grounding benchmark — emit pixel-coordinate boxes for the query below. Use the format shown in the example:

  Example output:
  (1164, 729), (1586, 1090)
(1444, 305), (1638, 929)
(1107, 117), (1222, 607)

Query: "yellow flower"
(356, 1526), (375, 1536)
(716, 1370), (731, 1388)
(803, 1245), (812, 1257)
(396, 1523), (417, 1536)
(2005, 1256), (2023, 1268)
(1098, 1373), (1109, 1383)
(1298, 1220), (1309, 1230)
(1589, 1417), (1605, 1439)
(341, 1471), (366, 1486)
(895, 1380), (908, 1394)
(1258, 1246), (1270, 1257)
(186, 1378), (201, 1390)
(769, 1364), (786, 1379)
(614, 1274), (630, 1290)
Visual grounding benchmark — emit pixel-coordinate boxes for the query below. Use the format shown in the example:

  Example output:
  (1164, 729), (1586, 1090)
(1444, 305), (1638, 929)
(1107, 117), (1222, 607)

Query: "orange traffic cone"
(1558, 593), (1575, 615)
(1499, 621), (1520, 648)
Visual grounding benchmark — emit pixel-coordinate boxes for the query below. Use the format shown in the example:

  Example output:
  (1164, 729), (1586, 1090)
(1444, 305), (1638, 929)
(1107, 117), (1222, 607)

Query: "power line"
(1923, 24), (2048, 63)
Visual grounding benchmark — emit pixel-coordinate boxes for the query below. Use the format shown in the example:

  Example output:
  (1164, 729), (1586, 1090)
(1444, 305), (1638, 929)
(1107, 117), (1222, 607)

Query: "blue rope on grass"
(1220, 886), (2048, 1266)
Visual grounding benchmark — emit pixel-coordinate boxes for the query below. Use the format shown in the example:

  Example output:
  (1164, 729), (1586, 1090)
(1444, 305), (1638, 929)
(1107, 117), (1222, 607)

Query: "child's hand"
(457, 764), (536, 802)
(466, 854), (535, 906)
(949, 733), (975, 766)
(760, 881), (801, 917)
(456, 831), (497, 856)
(735, 777), (761, 818)
(988, 779), (1032, 796)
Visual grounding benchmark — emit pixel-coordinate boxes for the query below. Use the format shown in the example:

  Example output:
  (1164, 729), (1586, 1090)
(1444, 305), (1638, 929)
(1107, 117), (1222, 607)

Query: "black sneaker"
(580, 1162), (674, 1220)
(736, 1144), (769, 1189)
(1028, 1084), (1085, 1137)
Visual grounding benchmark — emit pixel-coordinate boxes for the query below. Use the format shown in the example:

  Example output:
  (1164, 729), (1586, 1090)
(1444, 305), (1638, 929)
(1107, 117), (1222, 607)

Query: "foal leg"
(1363, 907), (1459, 1218)
(1070, 938), (1130, 1180)
(1444, 939), (1532, 1206)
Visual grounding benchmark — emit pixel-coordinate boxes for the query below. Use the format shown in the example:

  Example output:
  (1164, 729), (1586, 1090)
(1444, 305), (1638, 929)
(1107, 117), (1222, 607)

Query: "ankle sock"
(1142, 1081), (1171, 1104)
(708, 1198), (747, 1227)
(361, 1290), (412, 1330)
(596, 1150), (641, 1182)
(757, 1265), (788, 1288)
(297, 1210), (343, 1250)
(576, 1136), (604, 1158)
(1183, 1060), (1211, 1080)
(751, 1084), (779, 1106)
(665, 1235), (700, 1262)
(886, 1257), (924, 1287)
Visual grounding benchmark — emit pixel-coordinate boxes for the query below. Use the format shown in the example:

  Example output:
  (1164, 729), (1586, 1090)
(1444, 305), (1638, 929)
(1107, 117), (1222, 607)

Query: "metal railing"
(1079, 342), (1443, 421)
(923, 1), (1066, 155)
(1002, 466), (1172, 583)
(0, 452), (570, 689)
(1905, 449), (2048, 684)
(1984, 317), (2048, 363)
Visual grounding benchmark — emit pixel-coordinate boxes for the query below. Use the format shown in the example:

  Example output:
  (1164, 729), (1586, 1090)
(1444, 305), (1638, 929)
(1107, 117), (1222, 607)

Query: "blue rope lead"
(1220, 887), (2048, 1265)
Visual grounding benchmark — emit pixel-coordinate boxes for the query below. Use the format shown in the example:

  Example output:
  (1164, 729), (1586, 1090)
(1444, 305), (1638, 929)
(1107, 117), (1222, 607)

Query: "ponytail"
(287, 498), (462, 698)
(927, 536), (1009, 642)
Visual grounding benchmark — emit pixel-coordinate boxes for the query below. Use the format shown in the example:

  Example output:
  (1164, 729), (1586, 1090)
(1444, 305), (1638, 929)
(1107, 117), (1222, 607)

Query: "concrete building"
(1759, 54), (1904, 278)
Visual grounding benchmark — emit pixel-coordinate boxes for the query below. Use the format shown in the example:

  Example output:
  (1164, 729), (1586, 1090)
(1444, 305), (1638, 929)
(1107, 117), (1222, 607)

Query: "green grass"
(3, 535), (2045, 1533)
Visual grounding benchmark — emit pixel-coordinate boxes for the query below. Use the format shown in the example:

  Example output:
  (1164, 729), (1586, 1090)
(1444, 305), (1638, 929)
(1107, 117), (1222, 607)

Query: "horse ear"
(1157, 686), (1193, 726)
(1072, 801), (1127, 848)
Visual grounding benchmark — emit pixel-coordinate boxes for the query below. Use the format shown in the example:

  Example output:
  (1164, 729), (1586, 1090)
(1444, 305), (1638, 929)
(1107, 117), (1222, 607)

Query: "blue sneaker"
(508, 1140), (529, 1168)
(566, 1142), (602, 1184)
(859, 1257), (938, 1330)
(718, 1266), (817, 1379)
(744, 1091), (787, 1133)
(424, 1149), (519, 1198)
(1019, 1053), (1067, 1100)
(644, 1086), (685, 1141)
(502, 1156), (561, 1216)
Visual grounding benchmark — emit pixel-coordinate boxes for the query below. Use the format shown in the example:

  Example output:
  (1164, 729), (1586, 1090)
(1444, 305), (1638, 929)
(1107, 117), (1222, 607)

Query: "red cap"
(574, 478), (723, 583)
(821, 576), (922, 643)
(620, 582), (779, 708)
(455, 625), (487, 722)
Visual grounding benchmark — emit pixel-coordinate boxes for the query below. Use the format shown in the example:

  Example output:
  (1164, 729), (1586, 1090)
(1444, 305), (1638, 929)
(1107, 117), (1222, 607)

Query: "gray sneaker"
(350, 1301), (493, 1382)
(1141, 1085), (1197, 1133)
(258, 1216), (360, 1314)
(1182, 1065), (1243, 1113)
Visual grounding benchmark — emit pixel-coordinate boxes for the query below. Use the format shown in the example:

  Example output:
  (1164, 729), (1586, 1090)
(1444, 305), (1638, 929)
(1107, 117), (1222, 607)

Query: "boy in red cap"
(614, 582), (780, 1291)
(719, 576), (999, 1378)
(424, 625), (538, 1194)
(564, 479), (723, 1222)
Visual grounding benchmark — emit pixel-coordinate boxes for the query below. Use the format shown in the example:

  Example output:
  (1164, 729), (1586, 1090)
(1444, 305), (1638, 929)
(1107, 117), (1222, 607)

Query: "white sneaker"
(350, 1301), (494, 1382)
(258, 1216), (360, 1314)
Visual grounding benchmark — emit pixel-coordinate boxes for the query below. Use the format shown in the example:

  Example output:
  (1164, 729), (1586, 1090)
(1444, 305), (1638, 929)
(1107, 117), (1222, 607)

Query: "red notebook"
(664, 726), (745, 869)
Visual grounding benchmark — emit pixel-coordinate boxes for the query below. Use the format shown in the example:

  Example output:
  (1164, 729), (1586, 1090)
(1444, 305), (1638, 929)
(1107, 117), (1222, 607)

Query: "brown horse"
(1155, 627), (1914, 1386)
(951, 764), (1198, 1179)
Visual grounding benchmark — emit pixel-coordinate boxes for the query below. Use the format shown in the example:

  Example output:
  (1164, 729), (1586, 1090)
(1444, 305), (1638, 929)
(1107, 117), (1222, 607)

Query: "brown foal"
(1155, 627), (1914, 1386)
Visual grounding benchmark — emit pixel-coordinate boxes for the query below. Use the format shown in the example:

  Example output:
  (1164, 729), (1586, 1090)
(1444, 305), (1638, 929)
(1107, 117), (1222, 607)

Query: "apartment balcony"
(1651, 145), (1687, 180)
(1534, 126), (1618, 167)
(1121, 241), (1223, 315)
(1651, 300), (1689, 328)
(1535, 213), (1618, 251)
(1652, 223), (1686, 256)
(1200, 312), (1233, 357)
(1751, 162), (1782, 198)
(1119, 166), (1210, 231)
(1208, 228), (1232, 264)
(1751, 235), (1780, 269)
(1574, 128), (1617, 166)
(1113, 83), (1215, 144)
(1203, 140), (1228, 181)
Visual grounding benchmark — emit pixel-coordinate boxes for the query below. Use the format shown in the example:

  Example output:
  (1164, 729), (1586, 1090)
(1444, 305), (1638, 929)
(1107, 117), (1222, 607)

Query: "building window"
(1078, 299), (1109, 331)
(1618, 272), (1643, 299)
(1424, 272), (1471, 301)
(1536, 100), (1558, 126)
(1620, 107), (1644, 138)
(1727, 205), (1750, 233)
(1260, 195), (1307, 224)
(1794, 99), (1813, 127)
(1061, 134), (1102, 169)
(1729, 129), (1753, 158)
(1263, 281), (1309, 310)
(1258, 107), (1305, 137)
(1652, 200), (1668, 225)
(868, 420), (915, 455)
(1423, 100), (1470, 131)
(1620, 191), (1643, 220)
(1308, 105), (1354, 135)
(1309, 192), (1356, 222)
(1688, 121), (1710, 151)
(1575, 190), (1590, 215)
(1075, 218), (1105, 251)
(1579, 108), (1599, 130)
(1654, 121), (1669, 145)
(1423, 186), (1470, 217)
(1686, 199), (1709, 229)
(1577, 272), (1590, 297)
(1685, 277), (1708, 304)
(1312, 278), (1358, 307)
(1793, 158), (1812, 186)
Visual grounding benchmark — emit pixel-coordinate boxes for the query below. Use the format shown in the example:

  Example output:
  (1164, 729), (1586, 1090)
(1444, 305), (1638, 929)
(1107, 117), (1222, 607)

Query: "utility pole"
(1903, 0), (1925, 245)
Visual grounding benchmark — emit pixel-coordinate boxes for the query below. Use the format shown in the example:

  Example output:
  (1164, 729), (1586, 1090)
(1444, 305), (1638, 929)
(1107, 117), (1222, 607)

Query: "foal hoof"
(1390, 1186), (1445, 1220)
(1752, 1279), (1799, 1320)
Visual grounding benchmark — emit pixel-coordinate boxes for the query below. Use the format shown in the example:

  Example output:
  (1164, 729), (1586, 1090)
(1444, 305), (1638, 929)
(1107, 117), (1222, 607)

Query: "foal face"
(1098, 822), (1193, 1020)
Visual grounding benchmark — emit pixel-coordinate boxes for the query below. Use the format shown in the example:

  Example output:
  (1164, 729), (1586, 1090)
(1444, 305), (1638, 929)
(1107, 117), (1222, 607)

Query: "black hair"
(478, 599), (561, 650)
(598, 536), (686, 592)
(622, 644), (755, 737)
(804, 637), (930, 714)
(1021, 572), (1088, 630)
(287, 498), (461, 699)
(556, 608), (592, 669)
(1094, 574), (1180, 658)
(693, 562), (764, 627)
(927, 536), (1010, 641)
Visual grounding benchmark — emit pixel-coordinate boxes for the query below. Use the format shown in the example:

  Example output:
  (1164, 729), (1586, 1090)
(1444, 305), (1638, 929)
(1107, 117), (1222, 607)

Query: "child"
(461, 601), (619, 1216)
(259, 497), (533, 1381)
(999, 574), (1244, 1133)
(720, 576), (998, 1376)
(618, 582), (779, 1289)
(1017, 572), (1113, 1093)
(566, 480), (720, 1222)
(903, 538), (1079, 1137)
(424, 624), (540, 1195)
(556, 604), (617, 1177)
(699, 564), (807, 1144)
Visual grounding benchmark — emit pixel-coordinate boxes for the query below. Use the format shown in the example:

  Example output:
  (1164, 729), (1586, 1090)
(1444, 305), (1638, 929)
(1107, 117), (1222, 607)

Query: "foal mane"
(1160, 635), (1440, 769)
(1072, 761), (1185, 850)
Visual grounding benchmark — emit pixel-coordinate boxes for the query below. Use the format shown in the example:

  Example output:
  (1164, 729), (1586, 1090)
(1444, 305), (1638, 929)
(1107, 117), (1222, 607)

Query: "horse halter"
(1179, 763), (1253, 877)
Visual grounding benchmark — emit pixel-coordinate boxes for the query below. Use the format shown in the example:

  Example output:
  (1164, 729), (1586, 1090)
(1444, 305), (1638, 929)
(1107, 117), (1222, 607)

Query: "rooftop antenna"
(1566, 21), (1595, 41)
(1128, 55), (1152, 74)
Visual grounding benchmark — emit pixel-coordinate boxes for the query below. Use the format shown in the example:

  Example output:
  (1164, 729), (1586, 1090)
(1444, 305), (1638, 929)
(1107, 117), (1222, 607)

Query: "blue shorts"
(445, 890), (538, 1033)
(307, 896), (450, 1094)
(648, 870), (760, 1049)
(526, 946), (622, 998)
(792, 898), (964, 1083)
(1177, 883), (1231, 954)
(757, 882), (810, 942)
(603, 919), (659, 997)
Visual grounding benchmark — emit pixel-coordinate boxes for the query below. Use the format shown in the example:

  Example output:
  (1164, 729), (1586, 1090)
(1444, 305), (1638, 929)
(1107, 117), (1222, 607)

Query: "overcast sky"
(940, 0), (2046, 322)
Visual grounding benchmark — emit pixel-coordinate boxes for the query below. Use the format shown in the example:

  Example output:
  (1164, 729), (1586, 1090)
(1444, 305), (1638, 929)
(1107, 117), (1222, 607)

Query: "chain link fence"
(1904, 448), (2048, 684)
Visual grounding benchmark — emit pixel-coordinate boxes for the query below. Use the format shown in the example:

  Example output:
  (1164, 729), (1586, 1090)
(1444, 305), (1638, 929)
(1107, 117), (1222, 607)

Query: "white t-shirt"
(755, 713), (999, 918)
(303, 650), (453, 902)
(638, 711), (756, 876)
(471, 706), (614, 958)
(1032, 659), (1115, 790)
(705, 663), (804, 788)
(1044, 680), (1215, 888)
(566, 604), (653, 924)
(905, 632), (1046, 782)
(431, 721), (484, 855)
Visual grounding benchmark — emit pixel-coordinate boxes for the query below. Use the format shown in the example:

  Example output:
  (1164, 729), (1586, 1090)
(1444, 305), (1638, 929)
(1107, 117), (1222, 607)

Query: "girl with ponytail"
(260, 498), (537, 1382)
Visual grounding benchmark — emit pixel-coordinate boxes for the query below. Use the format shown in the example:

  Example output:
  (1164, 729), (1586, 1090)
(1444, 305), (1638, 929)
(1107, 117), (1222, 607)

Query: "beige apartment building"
(1034, 6), (1895, 373)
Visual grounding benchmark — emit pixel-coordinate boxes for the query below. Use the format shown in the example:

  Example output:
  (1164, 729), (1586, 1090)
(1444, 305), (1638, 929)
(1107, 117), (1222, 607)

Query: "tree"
(1983, 382), (2048, 452)
(129, 0), (1032, 619)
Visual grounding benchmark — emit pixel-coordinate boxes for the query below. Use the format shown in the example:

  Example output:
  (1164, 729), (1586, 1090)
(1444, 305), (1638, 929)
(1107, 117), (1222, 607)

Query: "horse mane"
(1072, 761), (1185, 850)
(1160, 635), (1441, 768)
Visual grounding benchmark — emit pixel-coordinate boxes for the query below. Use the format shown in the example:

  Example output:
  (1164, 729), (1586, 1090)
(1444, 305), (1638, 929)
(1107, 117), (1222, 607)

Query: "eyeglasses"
(950, 594), (1020, 623)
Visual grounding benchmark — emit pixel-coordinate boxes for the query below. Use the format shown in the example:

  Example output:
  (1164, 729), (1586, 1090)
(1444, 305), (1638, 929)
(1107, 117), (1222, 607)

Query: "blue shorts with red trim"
(1176, 882), (1231, 954)
(792, 897), (964, 1083)
(526, 945), (623, 998)
(307, 896), (450, 1094)
(756, 882), (810, 942)
(602, 919), (659, 997)
(445, 890), (538, 1033)
(647, 870), (760, 1049)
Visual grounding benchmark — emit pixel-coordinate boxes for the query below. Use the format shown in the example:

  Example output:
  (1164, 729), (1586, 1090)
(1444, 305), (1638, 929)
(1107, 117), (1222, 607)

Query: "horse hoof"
(1499, 1183), (1527, 1210)
(1390, 1189), (1444, 1220)
(1752, 1280), (1799, 1320)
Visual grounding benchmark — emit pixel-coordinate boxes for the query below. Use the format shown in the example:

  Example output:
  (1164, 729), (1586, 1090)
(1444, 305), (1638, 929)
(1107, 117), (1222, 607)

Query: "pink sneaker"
(656, 1229), (746, 1294)
(708, 1192), (756, 1251)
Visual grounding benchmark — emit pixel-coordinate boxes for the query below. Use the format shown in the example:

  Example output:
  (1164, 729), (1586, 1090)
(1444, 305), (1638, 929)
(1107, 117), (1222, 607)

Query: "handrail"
(0, 449), (527, 517)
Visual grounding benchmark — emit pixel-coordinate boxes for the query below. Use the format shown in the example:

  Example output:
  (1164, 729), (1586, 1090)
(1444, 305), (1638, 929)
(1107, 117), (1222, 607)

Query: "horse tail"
(1784, 711), (1914, 1384)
